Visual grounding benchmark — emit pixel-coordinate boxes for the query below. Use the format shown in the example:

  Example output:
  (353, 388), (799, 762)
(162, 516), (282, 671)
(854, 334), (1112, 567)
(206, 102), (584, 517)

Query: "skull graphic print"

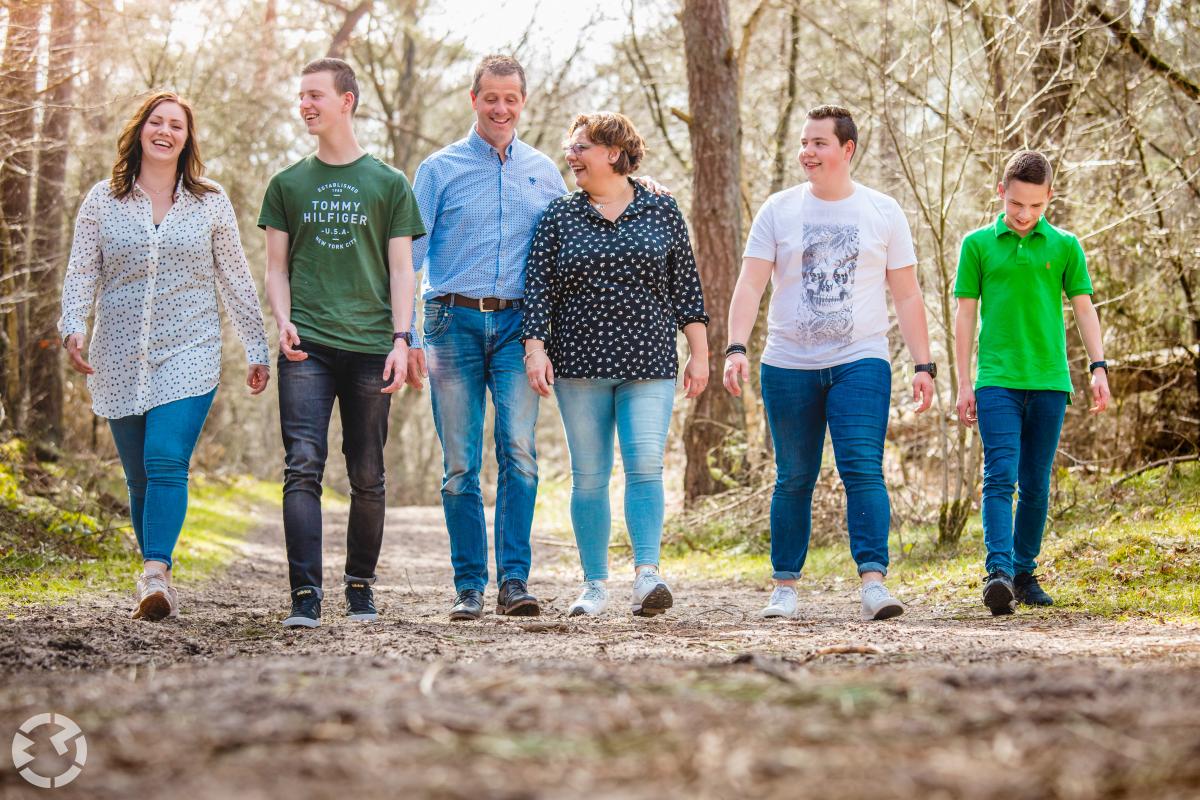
(798, 222), (859, 346)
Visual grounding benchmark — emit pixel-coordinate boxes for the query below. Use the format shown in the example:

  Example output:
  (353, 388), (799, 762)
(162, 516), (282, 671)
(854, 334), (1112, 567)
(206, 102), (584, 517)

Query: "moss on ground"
(0, 439), (278, 609)
(661, 462), (1200, 621)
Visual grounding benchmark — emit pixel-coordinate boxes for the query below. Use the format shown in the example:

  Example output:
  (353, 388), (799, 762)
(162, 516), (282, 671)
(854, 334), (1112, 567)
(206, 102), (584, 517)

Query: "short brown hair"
(1003, 150), (1053, 187)
(110, 92), (216, 201)
(302, 57), (360, 114)
(472, 54), (527, 97)
(567, 112), (646, 176)
(806, 105), (858, 152)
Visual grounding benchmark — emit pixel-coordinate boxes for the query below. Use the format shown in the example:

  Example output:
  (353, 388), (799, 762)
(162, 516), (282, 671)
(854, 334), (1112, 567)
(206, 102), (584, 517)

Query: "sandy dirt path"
(2, 504), (1200, 799)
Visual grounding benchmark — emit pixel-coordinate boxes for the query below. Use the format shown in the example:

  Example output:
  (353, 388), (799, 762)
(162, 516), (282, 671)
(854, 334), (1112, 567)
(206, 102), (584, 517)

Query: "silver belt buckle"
(478, 296), (489, 312)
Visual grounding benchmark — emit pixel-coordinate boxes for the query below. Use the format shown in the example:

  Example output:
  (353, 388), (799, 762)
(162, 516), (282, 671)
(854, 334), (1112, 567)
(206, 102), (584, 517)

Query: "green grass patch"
(663, 463), (1200, 621)
(0, 440), (279, 610)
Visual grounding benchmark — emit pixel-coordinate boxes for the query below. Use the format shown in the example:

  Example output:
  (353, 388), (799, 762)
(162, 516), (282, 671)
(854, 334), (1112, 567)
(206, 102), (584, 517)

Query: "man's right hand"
(406, 347), (427, 390)
(279, 321), (307, 361)
(956, 385), (977, 427)
(723, 353), (750, 397)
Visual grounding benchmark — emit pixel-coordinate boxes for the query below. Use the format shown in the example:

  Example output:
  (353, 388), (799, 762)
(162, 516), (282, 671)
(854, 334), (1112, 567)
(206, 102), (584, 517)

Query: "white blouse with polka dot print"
(59, 179), (270, 419)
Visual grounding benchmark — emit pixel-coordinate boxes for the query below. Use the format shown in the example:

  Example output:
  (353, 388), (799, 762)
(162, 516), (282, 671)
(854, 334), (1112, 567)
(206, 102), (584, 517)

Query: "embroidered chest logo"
(529, 176), (537, 185)
(305, 181), (366, 251)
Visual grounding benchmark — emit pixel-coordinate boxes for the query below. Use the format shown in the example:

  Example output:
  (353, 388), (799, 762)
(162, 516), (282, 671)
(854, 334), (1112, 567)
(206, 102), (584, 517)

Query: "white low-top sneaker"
(568, 580), (609, 617)
(760, 585), (798, 619)
(631, 568), (673, 617)
(132, 573), (172, 621)
(861, 582), (904, 621)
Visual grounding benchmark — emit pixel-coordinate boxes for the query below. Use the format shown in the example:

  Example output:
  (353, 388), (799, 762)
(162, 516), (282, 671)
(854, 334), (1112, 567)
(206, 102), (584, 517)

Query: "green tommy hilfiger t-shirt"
(258, 153), (426, 354)
(954, 214), (1093, 394)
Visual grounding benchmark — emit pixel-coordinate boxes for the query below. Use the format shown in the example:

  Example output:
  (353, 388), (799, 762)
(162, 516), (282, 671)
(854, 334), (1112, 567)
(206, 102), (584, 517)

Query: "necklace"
(138, 180), (174, 197)
(589, 187), (631, 211)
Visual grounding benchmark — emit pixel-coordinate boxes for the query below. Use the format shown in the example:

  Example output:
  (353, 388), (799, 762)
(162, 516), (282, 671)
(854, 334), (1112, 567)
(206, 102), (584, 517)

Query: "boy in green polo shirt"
(953, 150), (1111, 615)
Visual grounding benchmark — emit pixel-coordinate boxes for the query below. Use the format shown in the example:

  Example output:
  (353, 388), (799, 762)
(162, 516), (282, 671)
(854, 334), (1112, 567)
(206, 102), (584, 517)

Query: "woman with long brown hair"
(59, 92), (270, 621)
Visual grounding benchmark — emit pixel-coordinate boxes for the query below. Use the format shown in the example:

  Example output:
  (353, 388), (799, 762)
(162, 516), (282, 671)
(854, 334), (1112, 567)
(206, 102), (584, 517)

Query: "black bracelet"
(1089, 360), (1107, 374)
(725, 343), (748, 357)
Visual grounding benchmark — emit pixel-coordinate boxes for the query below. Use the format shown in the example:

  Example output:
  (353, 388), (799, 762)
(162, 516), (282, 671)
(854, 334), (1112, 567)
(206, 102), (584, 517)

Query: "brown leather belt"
(432, 293), (523, 312)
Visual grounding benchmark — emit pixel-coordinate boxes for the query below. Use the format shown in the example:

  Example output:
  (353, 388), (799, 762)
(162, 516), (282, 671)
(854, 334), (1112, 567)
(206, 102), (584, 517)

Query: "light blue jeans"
(107, 388), (216, 568)
(554, 378), (675, 581)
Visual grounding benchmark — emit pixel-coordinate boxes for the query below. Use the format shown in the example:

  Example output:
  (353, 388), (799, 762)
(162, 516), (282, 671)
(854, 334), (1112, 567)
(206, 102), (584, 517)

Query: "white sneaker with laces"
(631, 567), (673, 617)
(860, 581), (904, 621)
(760, 585), (798, 619)
(166, 585), (180, 618)
(568, 580), (609, 617)
(133, 573), (172, 621)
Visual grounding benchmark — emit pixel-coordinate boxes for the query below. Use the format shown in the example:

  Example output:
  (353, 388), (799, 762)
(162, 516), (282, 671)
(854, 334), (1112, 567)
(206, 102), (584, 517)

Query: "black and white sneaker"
(982, 571), (1016, 616)
(283, 586), (322, 628)
(345, 579), (378, 621)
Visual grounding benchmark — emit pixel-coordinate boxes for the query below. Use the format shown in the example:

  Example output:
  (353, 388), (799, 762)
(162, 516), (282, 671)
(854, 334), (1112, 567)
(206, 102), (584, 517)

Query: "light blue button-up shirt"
(412, 126), (567, 307)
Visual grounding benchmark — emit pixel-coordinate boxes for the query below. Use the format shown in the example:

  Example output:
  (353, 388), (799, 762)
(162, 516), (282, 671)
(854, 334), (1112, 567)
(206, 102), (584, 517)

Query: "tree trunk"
(681, 0), (745, 500)
(28, 0), (76, 444)
(1031, 0), (1079, 145)
(0, 0), (45, 430)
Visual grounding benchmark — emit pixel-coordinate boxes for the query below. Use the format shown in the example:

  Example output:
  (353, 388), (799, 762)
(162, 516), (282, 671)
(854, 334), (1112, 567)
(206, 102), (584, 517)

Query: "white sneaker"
(167, 586), (180, 618)
(568, 580), (609, 617)
(861, 582), (904, 621)
(760, 585), (798, 619)
(132, 573), (172, 621)
(631, 567), (673, 617)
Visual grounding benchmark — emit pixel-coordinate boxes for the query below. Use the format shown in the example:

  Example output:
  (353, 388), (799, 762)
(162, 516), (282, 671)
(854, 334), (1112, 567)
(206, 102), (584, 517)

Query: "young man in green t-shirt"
(258, 58), (426, 628)
(954, 150), (1111, 615)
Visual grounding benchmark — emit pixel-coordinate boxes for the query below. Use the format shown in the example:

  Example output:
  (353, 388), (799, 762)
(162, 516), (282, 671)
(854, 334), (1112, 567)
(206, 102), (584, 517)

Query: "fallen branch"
(1111, 454), (1200, 486)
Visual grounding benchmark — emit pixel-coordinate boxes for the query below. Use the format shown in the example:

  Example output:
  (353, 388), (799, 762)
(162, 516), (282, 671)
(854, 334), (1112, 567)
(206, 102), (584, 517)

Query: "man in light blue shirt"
(407, 55), (566, 620)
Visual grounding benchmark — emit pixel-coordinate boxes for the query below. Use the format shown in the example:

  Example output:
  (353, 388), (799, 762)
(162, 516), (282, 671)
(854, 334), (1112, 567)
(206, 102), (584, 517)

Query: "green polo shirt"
(954, 214), (1093, 394)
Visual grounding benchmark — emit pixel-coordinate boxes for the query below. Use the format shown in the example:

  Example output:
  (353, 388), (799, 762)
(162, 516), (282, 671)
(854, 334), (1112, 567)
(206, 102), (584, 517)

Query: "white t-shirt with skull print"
(744, 181), (917, 370)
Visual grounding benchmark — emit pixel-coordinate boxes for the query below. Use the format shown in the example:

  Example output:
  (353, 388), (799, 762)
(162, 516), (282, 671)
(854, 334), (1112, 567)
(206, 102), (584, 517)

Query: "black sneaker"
(345, 580), (378, 621)
(1014, 573), (1054, 606)
(496, 578), (540, 616)
(449, 588), (484, 621)
(283, 586), (322, 628)
(982, 571), (1016, 616)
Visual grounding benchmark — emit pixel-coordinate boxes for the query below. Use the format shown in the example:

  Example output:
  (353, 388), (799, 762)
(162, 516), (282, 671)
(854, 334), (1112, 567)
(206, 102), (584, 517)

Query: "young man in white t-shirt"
(723, 105), (935, 622)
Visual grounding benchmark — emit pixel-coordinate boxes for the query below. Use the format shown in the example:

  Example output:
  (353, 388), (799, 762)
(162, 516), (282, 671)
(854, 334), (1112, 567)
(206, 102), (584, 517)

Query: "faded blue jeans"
(554, 378), (675, 581)
(424, 300), (539, 593)
(108, 388), (216, 568)
(975, 386), (1067, 577)
(761, 359), (892, 579)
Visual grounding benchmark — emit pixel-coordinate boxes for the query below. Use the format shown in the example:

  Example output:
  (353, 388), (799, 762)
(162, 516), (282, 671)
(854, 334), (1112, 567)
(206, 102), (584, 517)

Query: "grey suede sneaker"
(860, 582), (904, 621)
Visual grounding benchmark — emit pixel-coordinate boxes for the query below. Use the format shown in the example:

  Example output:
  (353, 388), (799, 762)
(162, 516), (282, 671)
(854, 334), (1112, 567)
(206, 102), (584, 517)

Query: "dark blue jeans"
(424, 301), (538, 593)
(278, 341), (392, 591)
(108, 388), (216, 568)
(976, 386), (1067, 577)
(761, 359), (892, 579)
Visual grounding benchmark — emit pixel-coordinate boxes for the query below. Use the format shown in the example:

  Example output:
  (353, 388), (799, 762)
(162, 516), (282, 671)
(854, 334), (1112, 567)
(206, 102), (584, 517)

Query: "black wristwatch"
(393, 332), (412, 346)
(914, 362), (937, 379)
(1089, 360), (1107, 374)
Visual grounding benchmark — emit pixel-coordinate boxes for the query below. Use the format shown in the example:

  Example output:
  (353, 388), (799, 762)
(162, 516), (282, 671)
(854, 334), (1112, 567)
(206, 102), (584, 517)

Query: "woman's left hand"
(246, 364), (270, 395)
(683, 355), (709, 399)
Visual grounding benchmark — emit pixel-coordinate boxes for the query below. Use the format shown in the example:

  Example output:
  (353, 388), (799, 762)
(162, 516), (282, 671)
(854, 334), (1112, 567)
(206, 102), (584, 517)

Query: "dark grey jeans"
(278, 341), (392, 591)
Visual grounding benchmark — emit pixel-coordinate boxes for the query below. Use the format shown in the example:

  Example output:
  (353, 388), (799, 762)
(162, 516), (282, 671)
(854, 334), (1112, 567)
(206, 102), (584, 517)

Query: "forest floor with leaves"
(2, 498), (1200, 800)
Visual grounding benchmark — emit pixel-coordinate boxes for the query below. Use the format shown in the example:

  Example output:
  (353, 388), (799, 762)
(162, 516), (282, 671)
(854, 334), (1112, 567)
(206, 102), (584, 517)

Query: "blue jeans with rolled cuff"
(761, 359), (892, 580)
(108, 388), (216, 568)
(975, 386), (1067, 578)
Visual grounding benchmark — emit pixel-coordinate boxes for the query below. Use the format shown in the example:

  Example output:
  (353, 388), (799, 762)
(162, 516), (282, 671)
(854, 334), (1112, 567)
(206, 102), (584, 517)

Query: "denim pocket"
(423, 301), (452, 342)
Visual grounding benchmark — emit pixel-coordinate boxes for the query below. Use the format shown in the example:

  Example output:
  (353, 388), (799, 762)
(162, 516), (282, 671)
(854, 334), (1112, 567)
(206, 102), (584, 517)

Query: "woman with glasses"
(522, 112), (708, 617)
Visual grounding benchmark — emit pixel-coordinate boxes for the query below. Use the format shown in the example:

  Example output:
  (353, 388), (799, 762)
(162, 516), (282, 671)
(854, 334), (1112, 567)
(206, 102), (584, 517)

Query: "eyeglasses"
(562, 143), (593, 156)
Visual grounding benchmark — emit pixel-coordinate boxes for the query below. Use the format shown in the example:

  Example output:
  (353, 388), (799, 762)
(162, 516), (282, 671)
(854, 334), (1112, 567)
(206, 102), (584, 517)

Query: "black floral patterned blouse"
(521, 179), (708, 380)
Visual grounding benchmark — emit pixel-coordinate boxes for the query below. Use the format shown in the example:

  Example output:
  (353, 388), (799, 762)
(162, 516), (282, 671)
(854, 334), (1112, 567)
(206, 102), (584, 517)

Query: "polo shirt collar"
(994, 213), (1051, 240)
(467, 125), (519, 161)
